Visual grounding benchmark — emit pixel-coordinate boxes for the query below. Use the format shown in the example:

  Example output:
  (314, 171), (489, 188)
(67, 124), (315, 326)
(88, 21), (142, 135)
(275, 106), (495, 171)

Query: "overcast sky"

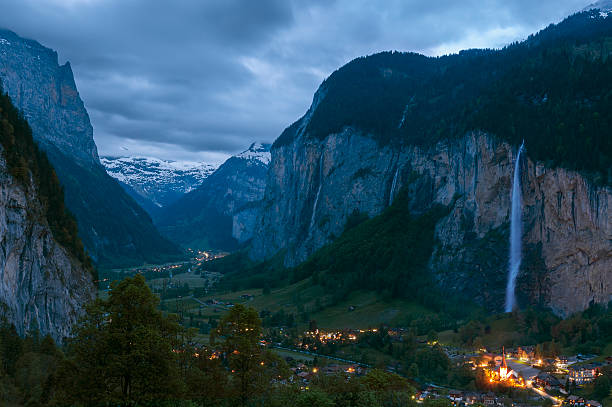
(0, 0), (593, 163)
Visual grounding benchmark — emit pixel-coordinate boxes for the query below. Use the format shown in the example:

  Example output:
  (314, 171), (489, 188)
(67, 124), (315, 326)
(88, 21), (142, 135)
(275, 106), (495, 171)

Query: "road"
(528, 382), (562, 406)
(270, 345), (371, 367)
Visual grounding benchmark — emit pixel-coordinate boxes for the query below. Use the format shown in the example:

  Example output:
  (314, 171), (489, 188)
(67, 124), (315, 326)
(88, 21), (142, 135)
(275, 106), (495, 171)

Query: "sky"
(0, 0), (595, 163)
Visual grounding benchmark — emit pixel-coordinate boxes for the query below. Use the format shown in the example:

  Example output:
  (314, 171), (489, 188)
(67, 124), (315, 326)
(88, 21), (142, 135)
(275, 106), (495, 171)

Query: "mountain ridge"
(101, 155), (218, 214)
(0, 28), (181, 268)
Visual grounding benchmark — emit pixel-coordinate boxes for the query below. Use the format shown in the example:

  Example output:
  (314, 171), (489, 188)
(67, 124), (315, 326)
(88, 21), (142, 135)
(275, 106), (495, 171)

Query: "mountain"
(0, 29), (181, 268)
(249, 9), (612, 316)
(0, 88), (94, 342)
(156, 143), (270, 250)
(584, 0), (612, 12)
(101, 156), (217, 215)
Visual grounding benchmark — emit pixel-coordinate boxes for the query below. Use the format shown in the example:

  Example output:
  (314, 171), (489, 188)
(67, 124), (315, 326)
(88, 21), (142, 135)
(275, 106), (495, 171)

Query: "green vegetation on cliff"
(0, 86), (94, 275)
(276, 10), (612, 183)
(206, 189), (476, 330)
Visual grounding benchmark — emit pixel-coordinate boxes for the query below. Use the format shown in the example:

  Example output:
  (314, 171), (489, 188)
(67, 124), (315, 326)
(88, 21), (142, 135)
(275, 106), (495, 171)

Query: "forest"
(275, 9), (612, 184)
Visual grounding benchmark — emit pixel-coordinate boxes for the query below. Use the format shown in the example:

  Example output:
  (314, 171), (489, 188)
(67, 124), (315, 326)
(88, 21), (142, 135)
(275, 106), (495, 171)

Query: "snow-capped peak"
(235, 142), (271, 165)
(101, 156), (218, 208)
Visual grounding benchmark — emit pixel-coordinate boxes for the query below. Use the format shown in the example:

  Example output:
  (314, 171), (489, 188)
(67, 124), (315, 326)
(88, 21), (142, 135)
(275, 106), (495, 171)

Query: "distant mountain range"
(101, 156), (218, 215)
(155, 143), (271, 250)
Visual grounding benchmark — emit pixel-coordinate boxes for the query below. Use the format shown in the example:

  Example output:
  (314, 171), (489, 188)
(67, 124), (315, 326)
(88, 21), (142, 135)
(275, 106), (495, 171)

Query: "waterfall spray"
(309, 153), (324, 232)
(505, 141), (525, 313)
(389, 167), (399, 206)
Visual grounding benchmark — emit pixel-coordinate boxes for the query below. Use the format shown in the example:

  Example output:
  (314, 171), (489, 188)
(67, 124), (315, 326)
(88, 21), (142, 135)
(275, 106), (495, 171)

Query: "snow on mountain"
(155, 142), (272, 249)
(101, 156), (218, 212)
(236, 142), (272, 165)
(101, 143), (270, 217)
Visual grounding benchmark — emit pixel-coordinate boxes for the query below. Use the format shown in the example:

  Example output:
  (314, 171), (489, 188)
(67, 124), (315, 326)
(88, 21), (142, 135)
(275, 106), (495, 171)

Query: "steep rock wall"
(0, 152), (94, 342)
(251, 130), (611, 316)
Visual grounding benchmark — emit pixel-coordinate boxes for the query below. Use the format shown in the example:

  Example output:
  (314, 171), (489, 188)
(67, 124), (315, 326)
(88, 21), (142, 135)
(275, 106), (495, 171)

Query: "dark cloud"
(0, 0), (592, 161)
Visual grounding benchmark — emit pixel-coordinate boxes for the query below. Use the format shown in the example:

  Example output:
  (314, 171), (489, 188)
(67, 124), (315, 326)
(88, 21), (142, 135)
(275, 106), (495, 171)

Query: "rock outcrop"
(0, 149), (94, 342)
(0, 29), (98, 165)
(251, 129), (611, 316)
(250, 10), (612, 317)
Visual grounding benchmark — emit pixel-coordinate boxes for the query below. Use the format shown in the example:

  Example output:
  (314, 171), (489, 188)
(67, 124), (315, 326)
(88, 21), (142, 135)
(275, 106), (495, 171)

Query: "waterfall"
(309, 153), (324, 231)
(389, 167), (399, 206)
(505, 141), (525, 313)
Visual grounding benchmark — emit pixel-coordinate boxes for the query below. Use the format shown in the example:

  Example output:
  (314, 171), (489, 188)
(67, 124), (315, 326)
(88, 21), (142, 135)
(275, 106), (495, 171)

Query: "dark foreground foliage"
(0, 275), (419, 406)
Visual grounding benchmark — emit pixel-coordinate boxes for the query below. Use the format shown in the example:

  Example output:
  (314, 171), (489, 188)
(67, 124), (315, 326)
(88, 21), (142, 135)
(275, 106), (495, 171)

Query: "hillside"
(274, 10), (612, 181)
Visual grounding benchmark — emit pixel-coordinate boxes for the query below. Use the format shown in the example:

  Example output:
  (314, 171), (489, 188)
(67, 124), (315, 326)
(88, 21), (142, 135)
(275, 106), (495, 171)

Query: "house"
(567, 396), (585, 406)
(556, 356), (570, 369)
(416, 391), (430, 401)
(483, 392), (496, 406)
(297, 371), (312, 381)
(517, 346), (535, 361)
(586, 401), (601, 407)
(449, 390), (463, 404)
(534, 372), (562, 389)
(463, 393), (481, 405)
(569, 364), (600, 385)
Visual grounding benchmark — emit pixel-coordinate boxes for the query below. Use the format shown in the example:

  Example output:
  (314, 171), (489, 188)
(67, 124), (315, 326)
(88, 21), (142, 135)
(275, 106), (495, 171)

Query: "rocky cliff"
(0, 150), (94, 341)
(252, 129), (611, 316)
(0, 29), (181, 267)
(0, 29), (98, 165)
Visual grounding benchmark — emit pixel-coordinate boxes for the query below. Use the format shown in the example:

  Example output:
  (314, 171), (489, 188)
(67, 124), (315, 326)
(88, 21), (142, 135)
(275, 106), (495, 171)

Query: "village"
(262, 329), (611, 407)
(100, 259), (611, 407)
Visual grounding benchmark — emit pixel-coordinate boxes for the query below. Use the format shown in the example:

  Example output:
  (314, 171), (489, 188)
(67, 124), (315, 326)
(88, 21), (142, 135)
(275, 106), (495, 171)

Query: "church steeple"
(499, 346), (509, 380)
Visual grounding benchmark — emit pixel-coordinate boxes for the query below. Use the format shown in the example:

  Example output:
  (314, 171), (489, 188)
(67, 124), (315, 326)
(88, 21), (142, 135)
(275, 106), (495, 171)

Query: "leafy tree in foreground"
(56, 274), (183, 405)
(215, 304), (289, 406)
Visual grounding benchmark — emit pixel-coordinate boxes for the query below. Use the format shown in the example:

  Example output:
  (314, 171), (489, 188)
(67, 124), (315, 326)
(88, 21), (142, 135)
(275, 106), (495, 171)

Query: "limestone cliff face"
(0, 150), (94, 342)
(251, 129), (611, 316)
(0, 29), (98, 165)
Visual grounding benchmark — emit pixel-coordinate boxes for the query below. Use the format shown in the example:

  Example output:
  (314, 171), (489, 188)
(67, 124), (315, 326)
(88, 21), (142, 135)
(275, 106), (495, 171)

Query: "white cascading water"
(309, 153), (324, 231)
(389, 167), (399, 206)
(505, 141), (525, 313)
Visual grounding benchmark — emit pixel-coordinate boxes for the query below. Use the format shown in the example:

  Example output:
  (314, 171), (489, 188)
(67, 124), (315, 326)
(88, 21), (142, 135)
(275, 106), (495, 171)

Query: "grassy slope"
(149, 274), (433, 330)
